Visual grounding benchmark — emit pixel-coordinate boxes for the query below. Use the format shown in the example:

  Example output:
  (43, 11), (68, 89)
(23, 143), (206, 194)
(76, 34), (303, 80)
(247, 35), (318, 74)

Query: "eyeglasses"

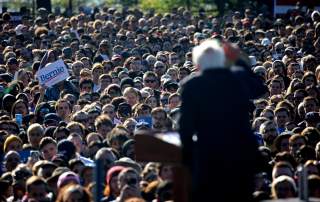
(155, 66), (165, 69)
(145, 79), (156, 83)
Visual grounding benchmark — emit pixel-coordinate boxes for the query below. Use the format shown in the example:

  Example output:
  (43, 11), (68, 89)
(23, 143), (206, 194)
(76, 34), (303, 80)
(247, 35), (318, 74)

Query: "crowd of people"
(0, 1), (319, 201)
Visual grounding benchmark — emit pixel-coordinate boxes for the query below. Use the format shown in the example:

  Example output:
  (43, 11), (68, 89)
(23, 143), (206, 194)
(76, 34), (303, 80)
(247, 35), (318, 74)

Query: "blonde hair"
(123, 87), (138, 97)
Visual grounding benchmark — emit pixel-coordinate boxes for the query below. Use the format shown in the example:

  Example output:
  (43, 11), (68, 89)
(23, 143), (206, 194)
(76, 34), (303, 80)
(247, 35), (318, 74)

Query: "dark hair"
(39, 137), (57, 150)
(53, 126), (70, 140)
(274, 151), (297, 169)
(95, 115), (114, 130)
(26, 176), (47, 193)
(301, 127), (320, 147)
(308, 175), (320, 197)
(79, 78), (94, 90)
(10, 99), (28, 119)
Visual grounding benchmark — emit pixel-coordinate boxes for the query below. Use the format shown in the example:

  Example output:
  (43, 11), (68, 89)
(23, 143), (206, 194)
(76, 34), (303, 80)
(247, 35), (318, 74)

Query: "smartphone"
(15, 114), (23, 127)
(30, 150), (40, 161)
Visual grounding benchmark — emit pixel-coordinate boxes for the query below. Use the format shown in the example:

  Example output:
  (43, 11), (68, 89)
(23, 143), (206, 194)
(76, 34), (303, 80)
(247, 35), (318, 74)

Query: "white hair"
(272, 175), (297, 195)
(311, 10), (320, 22)
(253, 66), (266, 74)
(192, 39), (226, 71)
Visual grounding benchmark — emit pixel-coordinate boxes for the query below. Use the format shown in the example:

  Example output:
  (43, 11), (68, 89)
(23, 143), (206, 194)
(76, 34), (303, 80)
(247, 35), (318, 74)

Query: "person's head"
(135, 103), (152, 118)
(107, 128), (129, 153)
(154, 61), (167, 77)
(66, 122), (85, 139)
(272, 161), (294, 180)
(92, 63), (104, 82)
(56, 184), (91, 202)
(3, 135), (23, 153)
(71, 111), (89, 128)
(272, 60), (285, 76)
(143, 71), (158, 89)
(289, 134), (307, 157)
(118, 168), (140, 190)
(269, 79), (282, 96)
(67, 133), (84, 154)
(72, 61), (84, 77)
(11, 99), (29, 118)
(95, 148), (117, 171)
(302, 71), (317, 87)
(271, 175), (297, 199)
(54, 125), (70, 142)
(106, 84), (122, 98)
(124, 57), (142, 72)
(302, 96), (319, 114)
(301, 127), (320, 147)
(168, 93), (180, 110)
(57, 140), (77, 162)
(39, 137), (57, 161)
(123, 87), (139, 107)
(57, 170), (81, 190)
(104, 166), (125, 197)
(158, 164), (173, 181)
(86, 132), (103, 145)
(26, 176), (48, 202)
(259, 120), (278, 146)
(151, 107), (167, 130)
(308, 175), (320, 198)
(145, 95), (158, 109)
(302, 54), (317, 72)
(274, 107), (290, 128)
(95, 115), (114, 138)
(123, 118), (138, 136)
(55, 99), (72, 120)
(79, 78), (94, 93)
(27, 123), (44, 148)
(4, 150), (20, 171)
(252, 117), (269, 132)
(69, 159), (85, 175)
(102, 104), (116, 120)
(99, 74), (112, 92)
(169, 52), (180, 66)
(273, 134), (291, 154)
(192, 39), (226, 71)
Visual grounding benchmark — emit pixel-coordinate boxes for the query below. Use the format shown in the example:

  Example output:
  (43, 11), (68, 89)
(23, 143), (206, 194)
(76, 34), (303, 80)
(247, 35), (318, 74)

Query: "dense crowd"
(0, 1), (319, 201)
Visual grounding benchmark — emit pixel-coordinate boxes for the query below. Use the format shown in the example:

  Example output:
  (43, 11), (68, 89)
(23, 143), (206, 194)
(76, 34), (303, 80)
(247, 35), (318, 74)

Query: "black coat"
(179, 67), (267, 201)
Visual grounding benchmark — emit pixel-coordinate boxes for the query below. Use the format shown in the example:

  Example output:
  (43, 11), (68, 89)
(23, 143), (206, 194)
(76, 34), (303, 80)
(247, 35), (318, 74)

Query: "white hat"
(261, 38), (271, 46)
(15, 24), (27, 35)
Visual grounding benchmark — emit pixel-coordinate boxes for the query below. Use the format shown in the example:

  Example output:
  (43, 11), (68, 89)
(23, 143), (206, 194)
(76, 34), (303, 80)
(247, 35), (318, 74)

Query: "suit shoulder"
(180, 73), (201, 87)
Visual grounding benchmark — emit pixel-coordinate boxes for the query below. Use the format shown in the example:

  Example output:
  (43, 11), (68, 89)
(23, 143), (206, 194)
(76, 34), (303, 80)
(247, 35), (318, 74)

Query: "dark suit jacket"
(179, 67), (267, 201)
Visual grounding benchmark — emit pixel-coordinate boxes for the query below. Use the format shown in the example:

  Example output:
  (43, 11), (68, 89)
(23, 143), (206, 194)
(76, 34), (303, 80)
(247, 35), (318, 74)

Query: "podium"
(134, 131), (189, 202)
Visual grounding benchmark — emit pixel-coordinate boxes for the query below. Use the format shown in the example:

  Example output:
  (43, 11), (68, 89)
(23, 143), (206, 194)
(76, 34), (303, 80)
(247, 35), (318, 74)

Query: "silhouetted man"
(179, 39), (267, 201)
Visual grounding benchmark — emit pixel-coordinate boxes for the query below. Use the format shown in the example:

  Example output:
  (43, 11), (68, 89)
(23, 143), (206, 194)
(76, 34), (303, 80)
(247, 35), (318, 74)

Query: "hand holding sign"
(36, 59), (70, 87)
(39, 84), (47, 95)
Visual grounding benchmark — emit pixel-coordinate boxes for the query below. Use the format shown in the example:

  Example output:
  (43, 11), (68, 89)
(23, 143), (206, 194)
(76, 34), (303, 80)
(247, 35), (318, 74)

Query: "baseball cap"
(118, 102), (132, 117)
(7, 57), (18, 65)
(44, 113), (62, 125)
(305, 112), (320, 123)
